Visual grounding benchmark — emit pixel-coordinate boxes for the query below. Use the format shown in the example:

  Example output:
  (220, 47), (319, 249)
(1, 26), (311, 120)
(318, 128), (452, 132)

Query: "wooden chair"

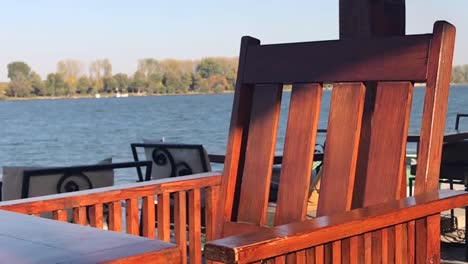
(204, 21), (466, 263)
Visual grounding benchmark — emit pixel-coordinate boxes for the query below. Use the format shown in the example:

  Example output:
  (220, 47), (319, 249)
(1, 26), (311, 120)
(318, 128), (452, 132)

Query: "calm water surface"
(0, 85), (467, 184)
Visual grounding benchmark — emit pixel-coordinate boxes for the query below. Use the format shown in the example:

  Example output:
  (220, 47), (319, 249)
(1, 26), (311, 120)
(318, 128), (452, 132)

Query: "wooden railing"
(205, 190), (468, 263)
(0, 172), (222, 264)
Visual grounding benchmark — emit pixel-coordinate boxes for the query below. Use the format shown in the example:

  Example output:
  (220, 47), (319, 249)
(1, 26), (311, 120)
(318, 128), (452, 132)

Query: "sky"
(1, 0), (467, 82)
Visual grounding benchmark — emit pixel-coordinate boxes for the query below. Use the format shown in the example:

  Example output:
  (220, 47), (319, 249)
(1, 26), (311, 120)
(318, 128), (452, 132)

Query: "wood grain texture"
(243, 35), (430, 84)
(189, 189), (202, 264)
(0, 210), (180, 264)
(214, 36), (259, 239)
(0, 173), (221, 214)
(90, 203), (103, 229)
(53, 209), (68, 222)
(237, 84), (282, 225)
(142, 195), (155, 239)
(274, 83), (322, 225)
(206, 186), (220, 241)
(204, 190), (468, 263)
(414, 21), (456, 195)
(108, 201), (122, 232)
(317, 83), (365, 216)
(73, 207), (87, 226)
(360, 82), (414, 207)
(174, 191), (187, 263)
(125, 198), (139, 236)
(157, 193), (170, 241)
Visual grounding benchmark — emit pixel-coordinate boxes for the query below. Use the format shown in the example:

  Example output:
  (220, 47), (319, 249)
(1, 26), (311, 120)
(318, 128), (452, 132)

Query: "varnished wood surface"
(205, 190), (468, 263)
(0, 210), (180, 264)
(0, 172), (221, 214)
(243, 34), (431, 84)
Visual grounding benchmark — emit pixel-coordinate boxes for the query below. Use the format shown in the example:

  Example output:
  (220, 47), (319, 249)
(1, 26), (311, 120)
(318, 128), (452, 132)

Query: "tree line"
(1, 57), (238, 98)
(1, 61), (467, 99)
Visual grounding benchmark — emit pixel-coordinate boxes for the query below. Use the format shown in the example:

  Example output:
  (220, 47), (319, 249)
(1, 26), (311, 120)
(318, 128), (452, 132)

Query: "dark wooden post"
(339, 0), (406, 39)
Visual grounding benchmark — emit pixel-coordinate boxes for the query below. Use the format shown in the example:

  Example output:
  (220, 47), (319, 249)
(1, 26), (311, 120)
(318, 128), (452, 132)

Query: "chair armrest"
(204, 190), (468, 264)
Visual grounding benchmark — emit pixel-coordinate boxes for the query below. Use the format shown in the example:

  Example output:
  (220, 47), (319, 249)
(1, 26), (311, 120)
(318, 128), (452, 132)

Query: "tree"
(45, 73), (66, 96)
(89, 59), (112, 92)
(76, 76), (91, 94)
(30, 72), (46, 96)
(113, 73), (129, 93)
(7, 61), (31, 81)
(57, 59), (83, 93)
(7, 73), (32, 97)
(103, 77), (118, 93)
(196, 58), (224, 79)
(130, 71), (146, 93)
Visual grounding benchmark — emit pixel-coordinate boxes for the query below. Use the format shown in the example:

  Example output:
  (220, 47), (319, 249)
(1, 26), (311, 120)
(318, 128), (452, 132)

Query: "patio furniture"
(203, 21), (462, 263)
(1, 160), (151, 201)
(131, 143), (211, 182)
(0, 209), (180, 263)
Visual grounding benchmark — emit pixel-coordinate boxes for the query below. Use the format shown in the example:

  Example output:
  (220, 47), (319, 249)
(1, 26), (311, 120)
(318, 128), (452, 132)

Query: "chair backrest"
(131, 143), (211, 181)
(1, 160), (151, 201)
(215, 21), (455, 238)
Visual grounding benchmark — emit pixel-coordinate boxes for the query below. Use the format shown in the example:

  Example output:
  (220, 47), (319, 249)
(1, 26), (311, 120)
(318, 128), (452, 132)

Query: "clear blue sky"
(1, 0), (467, 81)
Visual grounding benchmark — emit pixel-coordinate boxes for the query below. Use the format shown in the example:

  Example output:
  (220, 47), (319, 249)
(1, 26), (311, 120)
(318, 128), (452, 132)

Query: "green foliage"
(76, 76), (91, 94)
(7, 61), (31, 81)
(2, 57), (241, 98)
(451, 65), (468, 84)
(113, 73), (129, 93)
(7, 73), (32, 97)
(30, 72), (46, 96)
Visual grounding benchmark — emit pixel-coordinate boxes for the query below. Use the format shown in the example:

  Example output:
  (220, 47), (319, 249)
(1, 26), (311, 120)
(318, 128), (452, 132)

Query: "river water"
(0, 85), (467, 184)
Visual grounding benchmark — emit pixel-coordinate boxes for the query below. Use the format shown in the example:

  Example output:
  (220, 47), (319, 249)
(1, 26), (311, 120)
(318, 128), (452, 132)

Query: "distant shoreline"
(1, 83), (467, 102)
(0, 91), (235, 102)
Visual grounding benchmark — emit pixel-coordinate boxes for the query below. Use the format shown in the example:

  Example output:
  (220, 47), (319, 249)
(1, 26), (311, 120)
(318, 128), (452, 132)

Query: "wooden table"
(0, 210), (180, 264)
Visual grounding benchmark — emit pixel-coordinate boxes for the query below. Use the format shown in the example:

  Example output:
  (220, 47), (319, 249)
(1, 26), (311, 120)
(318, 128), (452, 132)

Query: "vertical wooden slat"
(189, 189), (202, 264)
(315, 245), (324, 264)
(206, 186), (220, 242)
(89, 204), (103, 229)
(306, 248), (315, 264)
(157, 193), (170, 242)
(425, 215), (440, 264)
(126, 198), (139, 235)
(275, 255), (286, 264)
(414, 22), (455, 264)
(215, 36), (258, 239)
(364, 232), (372, 264)
(108, 201), (122, 232)
(382, 228), (389, 264)
(359, 82), (414, 208)
(142, 195), (155, 239)
(414, 21), (456, 195)
(318, 82), (366, 216)
(395, 223), (408, 264)
(286, 250), (306, 263)
(414, 219), (426, 264)
(53, 210), (68, 222)
(275, 83), (322, 225)
(237, 84), (282, 225)
(341, 238), (350, 264)
(332, 240), (341, 263)
(73, 207), (87, 226)
(174, 191), (187, 263)
(407, 220), (415, 264)
(387, 226), (396, 263)
(350, 236), (359, 264)
(372, 230), (382, 263)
